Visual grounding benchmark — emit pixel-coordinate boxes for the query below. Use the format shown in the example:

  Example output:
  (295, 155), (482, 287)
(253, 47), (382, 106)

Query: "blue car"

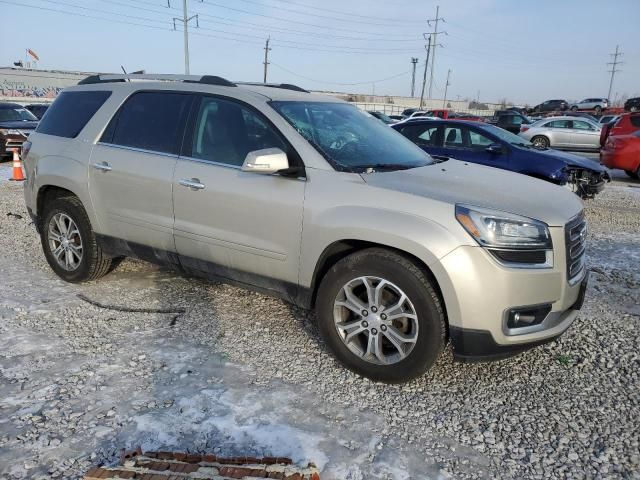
(392, 119), (609, 198)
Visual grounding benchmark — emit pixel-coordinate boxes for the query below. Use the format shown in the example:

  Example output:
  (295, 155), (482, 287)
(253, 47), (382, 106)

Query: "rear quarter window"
(36, 90), (112, 138)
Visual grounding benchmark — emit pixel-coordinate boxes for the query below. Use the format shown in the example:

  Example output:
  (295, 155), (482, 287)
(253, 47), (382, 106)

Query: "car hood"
(528, 147), (607, 172)
(0, 120), (38, 130)
(361, 159), (583, 227)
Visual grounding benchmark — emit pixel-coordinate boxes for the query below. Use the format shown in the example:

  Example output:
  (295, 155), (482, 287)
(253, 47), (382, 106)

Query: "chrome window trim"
(96, 142), (179, 158)
(177, 155), (242, 170)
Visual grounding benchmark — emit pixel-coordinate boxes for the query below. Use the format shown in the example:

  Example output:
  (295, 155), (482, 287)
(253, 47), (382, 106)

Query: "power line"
(101, 0), (417, 43)
(270, 62), (412, 86)
(242, 0), (426, 24)
(607, 45), (623, 101)
(199, 0), (417, 38)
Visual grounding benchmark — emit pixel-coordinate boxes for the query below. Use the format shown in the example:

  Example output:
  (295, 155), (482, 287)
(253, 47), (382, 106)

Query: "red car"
(601, 130), (640, 178)
(600, 113), (640, 146)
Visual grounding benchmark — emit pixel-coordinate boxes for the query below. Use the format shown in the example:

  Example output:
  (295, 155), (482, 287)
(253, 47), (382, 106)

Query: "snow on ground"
(0, 173), (639, 480)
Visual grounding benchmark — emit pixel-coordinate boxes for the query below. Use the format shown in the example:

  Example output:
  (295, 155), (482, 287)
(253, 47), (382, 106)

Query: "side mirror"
(485, 144), (504, 154)
(241, 148), (289, 174)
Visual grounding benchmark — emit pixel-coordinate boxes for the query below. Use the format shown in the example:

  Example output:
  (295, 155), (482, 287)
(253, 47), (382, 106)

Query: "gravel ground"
(0, 174), (638, 480)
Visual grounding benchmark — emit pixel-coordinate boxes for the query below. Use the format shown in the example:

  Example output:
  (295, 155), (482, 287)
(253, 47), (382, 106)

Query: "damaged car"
(392, 119), (609, 198)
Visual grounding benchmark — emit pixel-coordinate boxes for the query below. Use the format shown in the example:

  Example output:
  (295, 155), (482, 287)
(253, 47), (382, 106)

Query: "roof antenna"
(120, 65), (130, 82)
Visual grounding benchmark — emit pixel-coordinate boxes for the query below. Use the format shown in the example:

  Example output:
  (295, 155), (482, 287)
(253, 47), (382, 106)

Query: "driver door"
(172, 95), (306, 296)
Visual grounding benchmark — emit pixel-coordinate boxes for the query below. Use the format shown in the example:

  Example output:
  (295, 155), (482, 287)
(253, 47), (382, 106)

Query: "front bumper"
(450, 273), (588, 361)
(430, 226), (587, 361)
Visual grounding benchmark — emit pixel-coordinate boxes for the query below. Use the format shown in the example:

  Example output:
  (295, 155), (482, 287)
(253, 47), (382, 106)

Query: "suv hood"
(531, 148), (607, 172)
(0, 120), (38, 130)
(361, 159), (583, 227)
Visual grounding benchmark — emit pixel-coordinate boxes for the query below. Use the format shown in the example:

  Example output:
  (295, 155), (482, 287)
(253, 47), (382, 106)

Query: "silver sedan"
(518, 116), (602, 151)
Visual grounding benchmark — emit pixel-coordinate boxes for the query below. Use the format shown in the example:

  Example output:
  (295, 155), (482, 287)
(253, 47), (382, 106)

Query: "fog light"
(506, 304), (552, 329)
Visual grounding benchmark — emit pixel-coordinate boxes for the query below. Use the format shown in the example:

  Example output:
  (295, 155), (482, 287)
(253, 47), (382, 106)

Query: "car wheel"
(316, 248), (446, 383)
(594, 106), (602, 115)
(41, 195), (116, 283)
(631, 106), (638, 112)
(531, 136), (550, 149)
(625, 170), (640, 179)
(571, 106), (578, 112)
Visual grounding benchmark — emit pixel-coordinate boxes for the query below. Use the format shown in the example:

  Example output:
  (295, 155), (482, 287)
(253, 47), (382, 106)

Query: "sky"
(1, 0), (639, 105)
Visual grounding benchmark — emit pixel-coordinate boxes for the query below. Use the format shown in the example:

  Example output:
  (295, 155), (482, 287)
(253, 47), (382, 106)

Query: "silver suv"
(23, 74), (589, 383)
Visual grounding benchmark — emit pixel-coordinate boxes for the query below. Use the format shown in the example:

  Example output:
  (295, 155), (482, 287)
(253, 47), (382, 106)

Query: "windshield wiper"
(353, 163), (418, 173)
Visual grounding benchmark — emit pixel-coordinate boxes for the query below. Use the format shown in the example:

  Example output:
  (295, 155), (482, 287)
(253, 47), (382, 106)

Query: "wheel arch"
(304, 239), (449, 330)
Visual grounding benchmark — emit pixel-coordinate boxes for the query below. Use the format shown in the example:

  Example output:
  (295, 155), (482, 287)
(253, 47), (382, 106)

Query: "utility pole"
(263, 37), (271, 83)
(172, 0), (201, 74)
(419, 35), (432, 109)
(607, 45), (623, 102)
(410, 57), (419, 97)
(442, 69), (451, 108)
(427, 5), (446, 99)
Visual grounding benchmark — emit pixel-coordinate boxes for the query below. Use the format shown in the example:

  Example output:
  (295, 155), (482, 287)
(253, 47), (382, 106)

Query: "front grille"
(565, 212), (587, 282)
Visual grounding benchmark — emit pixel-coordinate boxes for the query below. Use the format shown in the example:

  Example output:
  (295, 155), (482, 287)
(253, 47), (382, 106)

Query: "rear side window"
(630, 115), (640, 128)
(102, 92), (191, 155)
(36, 90), (111, 138)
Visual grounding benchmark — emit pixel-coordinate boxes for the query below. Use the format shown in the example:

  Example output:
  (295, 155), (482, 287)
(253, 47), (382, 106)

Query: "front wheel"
(531, 135), (550, 149)
(41, 196), (116, 282)
(571, 106), (578, 112)
(625, 169), (639, 179)
(594, 106), (602, 115)
(316, 248), (446, 383)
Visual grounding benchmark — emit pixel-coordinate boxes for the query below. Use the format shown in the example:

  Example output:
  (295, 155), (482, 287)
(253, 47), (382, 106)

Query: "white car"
(519, 116), (602, 151)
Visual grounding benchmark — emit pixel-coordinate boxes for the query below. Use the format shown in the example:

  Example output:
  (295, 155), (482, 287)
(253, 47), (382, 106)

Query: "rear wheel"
(316, 248), (446, 383)
(571, 106), (578, 112)
(531, 135), (550, 149)
(594, 105), (602, 115)
(41, 196), (116, 282)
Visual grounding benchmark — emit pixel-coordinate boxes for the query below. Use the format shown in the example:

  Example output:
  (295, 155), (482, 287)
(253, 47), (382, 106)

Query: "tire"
(630, 106), (638, 112)
(41, 195), (116, 283)
(571, 106), (578, 112)
(594, 106), (602, 115)
(531, 135), (550, 149)
(316, 248), (446, 383)
(625, 169), (640, 180)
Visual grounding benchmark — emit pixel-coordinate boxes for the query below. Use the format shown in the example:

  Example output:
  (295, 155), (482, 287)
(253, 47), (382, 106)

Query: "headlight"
(455, 205), (551, 250)
(0, 129), (22, 135)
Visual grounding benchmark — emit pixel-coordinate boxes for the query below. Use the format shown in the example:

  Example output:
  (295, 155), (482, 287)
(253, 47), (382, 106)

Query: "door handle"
(179, 178), (206, 190)
(92, 161), (112, 172)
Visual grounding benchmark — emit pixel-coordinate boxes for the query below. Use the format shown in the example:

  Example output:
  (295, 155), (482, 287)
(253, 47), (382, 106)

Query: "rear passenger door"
(397, 123), (443, 154)
(172, 95), (305, 298)
(89, 91), (192, 253)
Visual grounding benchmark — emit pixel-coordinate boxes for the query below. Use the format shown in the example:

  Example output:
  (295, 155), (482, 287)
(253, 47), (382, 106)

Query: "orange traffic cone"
(9, 148), (25, 182)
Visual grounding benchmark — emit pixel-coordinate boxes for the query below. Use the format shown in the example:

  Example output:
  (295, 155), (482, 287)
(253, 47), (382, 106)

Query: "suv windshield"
(477, 123), (532, 146)
(0, 107), (38, 122)
(271, 101), (432, 172)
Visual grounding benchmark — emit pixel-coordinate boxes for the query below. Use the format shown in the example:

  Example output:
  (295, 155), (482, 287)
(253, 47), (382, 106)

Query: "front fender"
(299, 205), (463, 289)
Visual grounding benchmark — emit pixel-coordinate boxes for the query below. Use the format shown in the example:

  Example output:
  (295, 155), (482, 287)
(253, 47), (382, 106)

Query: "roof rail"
(236, 82), (309, 93)
(78, 73), (236, 87)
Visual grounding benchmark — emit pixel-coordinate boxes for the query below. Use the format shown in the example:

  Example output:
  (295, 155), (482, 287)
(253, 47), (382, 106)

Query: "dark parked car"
(488, 111), (533, 134)
(367, 110), (397, 124)
(529, 99), (569, 114)
(0, 102), (39, 160)
(25, 103), (50, 119)
(624, 97), (640, 112)
(392, 119), (609, 198)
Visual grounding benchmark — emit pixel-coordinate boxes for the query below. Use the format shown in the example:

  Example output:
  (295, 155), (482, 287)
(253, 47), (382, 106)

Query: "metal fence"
(351, 102), (496, 117)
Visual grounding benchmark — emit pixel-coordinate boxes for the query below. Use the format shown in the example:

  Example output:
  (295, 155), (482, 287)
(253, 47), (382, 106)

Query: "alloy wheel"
(333, 276), (419, 365)
(48, 213), (83, 271)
